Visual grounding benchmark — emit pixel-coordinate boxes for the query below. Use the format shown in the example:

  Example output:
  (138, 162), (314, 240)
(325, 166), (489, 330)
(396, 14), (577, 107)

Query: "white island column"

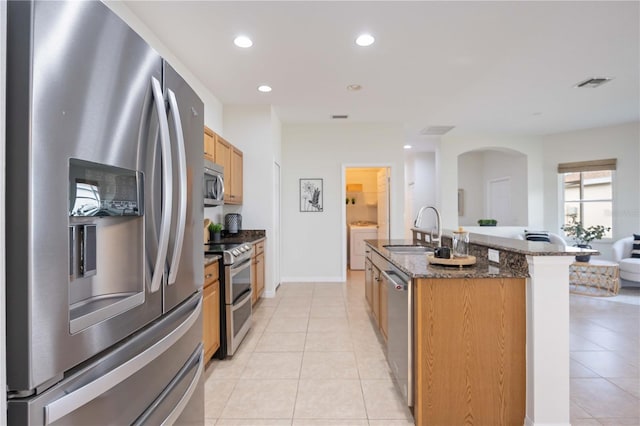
(525, 255), (575, 426)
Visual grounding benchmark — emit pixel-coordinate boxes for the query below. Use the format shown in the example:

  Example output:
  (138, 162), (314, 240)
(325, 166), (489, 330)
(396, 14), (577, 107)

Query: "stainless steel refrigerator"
(5, 1), (205, 423)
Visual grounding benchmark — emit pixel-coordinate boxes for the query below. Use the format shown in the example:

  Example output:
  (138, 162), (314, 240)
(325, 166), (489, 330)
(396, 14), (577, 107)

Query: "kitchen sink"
(383, 245), (433, 254)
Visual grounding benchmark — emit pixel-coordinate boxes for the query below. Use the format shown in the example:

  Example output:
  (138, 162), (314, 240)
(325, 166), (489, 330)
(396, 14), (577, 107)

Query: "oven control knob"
(232, 249), (239, 256)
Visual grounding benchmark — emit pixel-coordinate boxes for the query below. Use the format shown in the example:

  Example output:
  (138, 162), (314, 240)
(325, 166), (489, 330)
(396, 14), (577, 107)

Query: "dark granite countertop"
(366, 239), (529, 279)
(206, 229), (266, 245)
(412, 228), (599, 257)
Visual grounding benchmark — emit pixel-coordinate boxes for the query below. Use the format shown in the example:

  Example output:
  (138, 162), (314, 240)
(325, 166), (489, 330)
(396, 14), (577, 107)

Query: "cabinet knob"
(205, 273), (213, 279)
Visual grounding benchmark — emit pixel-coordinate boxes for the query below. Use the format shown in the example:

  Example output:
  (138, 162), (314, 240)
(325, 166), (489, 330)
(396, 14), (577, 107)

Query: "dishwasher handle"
(381, 270), (407, 291)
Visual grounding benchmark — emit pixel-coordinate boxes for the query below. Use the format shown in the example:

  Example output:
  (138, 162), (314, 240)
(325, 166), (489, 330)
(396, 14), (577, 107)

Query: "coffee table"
(569, 259), (620, 296)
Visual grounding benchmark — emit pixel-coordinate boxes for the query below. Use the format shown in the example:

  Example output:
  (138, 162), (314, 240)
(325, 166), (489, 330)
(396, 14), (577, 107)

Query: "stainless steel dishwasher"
(381, 265), (413, 408)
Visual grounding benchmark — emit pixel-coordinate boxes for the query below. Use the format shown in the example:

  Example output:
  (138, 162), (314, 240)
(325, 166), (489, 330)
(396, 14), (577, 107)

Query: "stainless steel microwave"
(204, 159), (224, 206)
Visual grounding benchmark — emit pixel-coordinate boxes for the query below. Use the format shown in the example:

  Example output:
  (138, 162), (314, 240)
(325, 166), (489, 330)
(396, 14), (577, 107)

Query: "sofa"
(612, 236), (640, 287)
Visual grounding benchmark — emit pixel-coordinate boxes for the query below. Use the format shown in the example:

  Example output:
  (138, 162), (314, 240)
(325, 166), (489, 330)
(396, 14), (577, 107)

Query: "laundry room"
(346, 167), (390, 270)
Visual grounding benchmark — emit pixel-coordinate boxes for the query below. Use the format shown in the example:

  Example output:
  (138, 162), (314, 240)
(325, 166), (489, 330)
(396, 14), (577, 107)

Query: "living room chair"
(612, 236), (640, 287)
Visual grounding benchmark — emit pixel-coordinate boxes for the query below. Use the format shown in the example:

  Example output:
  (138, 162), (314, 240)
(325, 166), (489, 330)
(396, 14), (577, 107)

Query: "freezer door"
(163, 62), (205, 313)
(6, 0), (163, 392)
(7, 293), (204, 425)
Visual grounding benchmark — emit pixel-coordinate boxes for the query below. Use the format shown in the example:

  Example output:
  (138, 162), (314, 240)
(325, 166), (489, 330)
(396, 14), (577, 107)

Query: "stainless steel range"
(204, 242), (254, 357)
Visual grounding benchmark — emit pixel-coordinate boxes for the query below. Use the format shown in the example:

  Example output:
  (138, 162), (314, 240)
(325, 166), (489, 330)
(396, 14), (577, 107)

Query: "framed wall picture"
(300, 178), (323, 212)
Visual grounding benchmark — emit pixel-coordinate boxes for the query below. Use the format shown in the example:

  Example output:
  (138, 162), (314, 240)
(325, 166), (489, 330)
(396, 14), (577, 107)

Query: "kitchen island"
(367, 233), (592, 426)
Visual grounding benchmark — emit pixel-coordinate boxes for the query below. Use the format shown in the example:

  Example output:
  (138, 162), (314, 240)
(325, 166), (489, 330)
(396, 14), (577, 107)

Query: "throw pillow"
(632, 233), (640, 258)
(525, 230), (551, 243)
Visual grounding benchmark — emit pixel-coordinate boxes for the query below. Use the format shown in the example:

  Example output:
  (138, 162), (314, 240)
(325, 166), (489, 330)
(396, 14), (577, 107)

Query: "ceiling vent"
(331, 114), (349, 119)
(574, 77), (613, 88)
(420, 125), (455, 136)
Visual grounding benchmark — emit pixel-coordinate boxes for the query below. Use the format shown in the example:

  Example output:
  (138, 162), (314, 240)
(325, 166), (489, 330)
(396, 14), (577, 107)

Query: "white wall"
(281, 123), (405, 282)
(542, 122), (640, 259)
(458, 149), (528, 226)
(457, 151), (485, 226)
(222, 105), (282, 296)
(1, 1), (7, 421)
(437, 132), (545, 231)
(105, 1), (223, 132)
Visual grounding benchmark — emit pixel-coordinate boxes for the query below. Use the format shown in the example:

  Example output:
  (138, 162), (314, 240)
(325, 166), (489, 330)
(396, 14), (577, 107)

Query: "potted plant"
(208, 222), (223, 242)
(561, 221), (610, 262)
(477, 219), (498, 226)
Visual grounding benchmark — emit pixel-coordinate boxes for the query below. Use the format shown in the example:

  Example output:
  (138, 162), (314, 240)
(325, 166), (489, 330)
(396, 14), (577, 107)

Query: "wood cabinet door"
(251, 255), (258, 305)
(256, 252), (265, 297)
(365, 258), (373, 308)
(372, 266), (380, 322)
(203, 282), (215, 361)
(204, 127), (215, 162)
(210, 280), (220, 356)
(229, 147), (243, 204)
(214, 135), (231, 177)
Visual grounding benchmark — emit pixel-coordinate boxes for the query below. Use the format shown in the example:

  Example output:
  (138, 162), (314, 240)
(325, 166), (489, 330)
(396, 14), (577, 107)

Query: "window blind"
(557, 158), (617, 173)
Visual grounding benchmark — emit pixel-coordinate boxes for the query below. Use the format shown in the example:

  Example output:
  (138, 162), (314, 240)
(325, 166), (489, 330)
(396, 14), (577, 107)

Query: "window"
(558, 159), (615, 238)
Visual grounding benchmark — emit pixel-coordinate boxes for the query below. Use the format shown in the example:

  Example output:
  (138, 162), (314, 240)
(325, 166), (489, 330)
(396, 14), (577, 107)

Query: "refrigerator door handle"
(150, 76), (173, 293)
(166, 88), (187, 286)
(43, 297), (202, 425)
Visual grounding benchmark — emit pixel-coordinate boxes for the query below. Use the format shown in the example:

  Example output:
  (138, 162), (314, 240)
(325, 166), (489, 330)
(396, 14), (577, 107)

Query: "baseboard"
(280, 276), (344, 283)
(524, 417), (570, 426)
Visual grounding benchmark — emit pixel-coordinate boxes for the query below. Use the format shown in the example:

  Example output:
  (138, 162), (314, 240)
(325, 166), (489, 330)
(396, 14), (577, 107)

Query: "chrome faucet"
(414, 206), (442, 247)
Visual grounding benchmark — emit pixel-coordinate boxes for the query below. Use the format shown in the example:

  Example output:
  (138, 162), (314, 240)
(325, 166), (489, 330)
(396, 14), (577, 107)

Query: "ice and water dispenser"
(68, 159), (145, 333)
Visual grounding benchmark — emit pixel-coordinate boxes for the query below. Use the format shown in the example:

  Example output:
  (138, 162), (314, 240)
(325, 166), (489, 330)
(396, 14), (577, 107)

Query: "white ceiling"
(124, 1), (639, 145)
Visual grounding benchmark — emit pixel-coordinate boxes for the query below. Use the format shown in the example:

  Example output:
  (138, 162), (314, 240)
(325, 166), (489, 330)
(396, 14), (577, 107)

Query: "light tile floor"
(204, 271), (413, 426)
(569, 287), (640, 426)
(204, 272), (640, 426)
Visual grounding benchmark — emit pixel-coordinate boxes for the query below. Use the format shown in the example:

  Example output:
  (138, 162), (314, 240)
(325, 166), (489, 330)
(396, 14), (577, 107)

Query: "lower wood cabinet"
(251, 240), (265, 305)
(413, 277), (526, 426)
(203, 260), (220, 362)
(365, 258), (373, 308)
(372, 265), (380, 322)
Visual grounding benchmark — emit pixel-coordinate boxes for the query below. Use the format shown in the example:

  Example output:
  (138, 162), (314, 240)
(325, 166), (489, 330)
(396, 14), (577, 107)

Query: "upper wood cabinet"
(203, 127), (215, 163)
(203, 126), (243, 205)
(214, 134), (231, 180)
(229, 147), (243, 204)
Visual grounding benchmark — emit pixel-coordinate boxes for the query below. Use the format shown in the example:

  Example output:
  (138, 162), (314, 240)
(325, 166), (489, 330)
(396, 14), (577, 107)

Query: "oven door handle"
(230, 257), (252, 274)
(232, 288), (252, 306)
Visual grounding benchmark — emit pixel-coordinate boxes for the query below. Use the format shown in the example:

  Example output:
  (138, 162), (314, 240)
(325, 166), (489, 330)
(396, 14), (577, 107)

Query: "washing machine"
(349, 222), (378, 270)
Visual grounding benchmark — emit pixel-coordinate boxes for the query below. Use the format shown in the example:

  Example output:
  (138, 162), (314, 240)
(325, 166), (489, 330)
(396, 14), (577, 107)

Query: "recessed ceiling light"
(347, 84), (362, 91)
(355, 34), (375, 47)
(404, 145), (412, 149)
(234, 36), (253, 48)
(257, 85), (272, 93)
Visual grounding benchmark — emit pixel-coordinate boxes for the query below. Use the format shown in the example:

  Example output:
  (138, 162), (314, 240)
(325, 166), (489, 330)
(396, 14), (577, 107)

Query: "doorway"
(344, 166), (391, 274)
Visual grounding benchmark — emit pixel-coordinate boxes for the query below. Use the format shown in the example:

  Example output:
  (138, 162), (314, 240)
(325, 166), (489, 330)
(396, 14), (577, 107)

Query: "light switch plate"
(488, 249), (500, 263)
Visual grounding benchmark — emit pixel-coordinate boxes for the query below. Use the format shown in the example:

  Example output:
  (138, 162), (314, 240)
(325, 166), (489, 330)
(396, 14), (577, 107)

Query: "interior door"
(377, 168), (391, 240)
(488, 177), (512, 226)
